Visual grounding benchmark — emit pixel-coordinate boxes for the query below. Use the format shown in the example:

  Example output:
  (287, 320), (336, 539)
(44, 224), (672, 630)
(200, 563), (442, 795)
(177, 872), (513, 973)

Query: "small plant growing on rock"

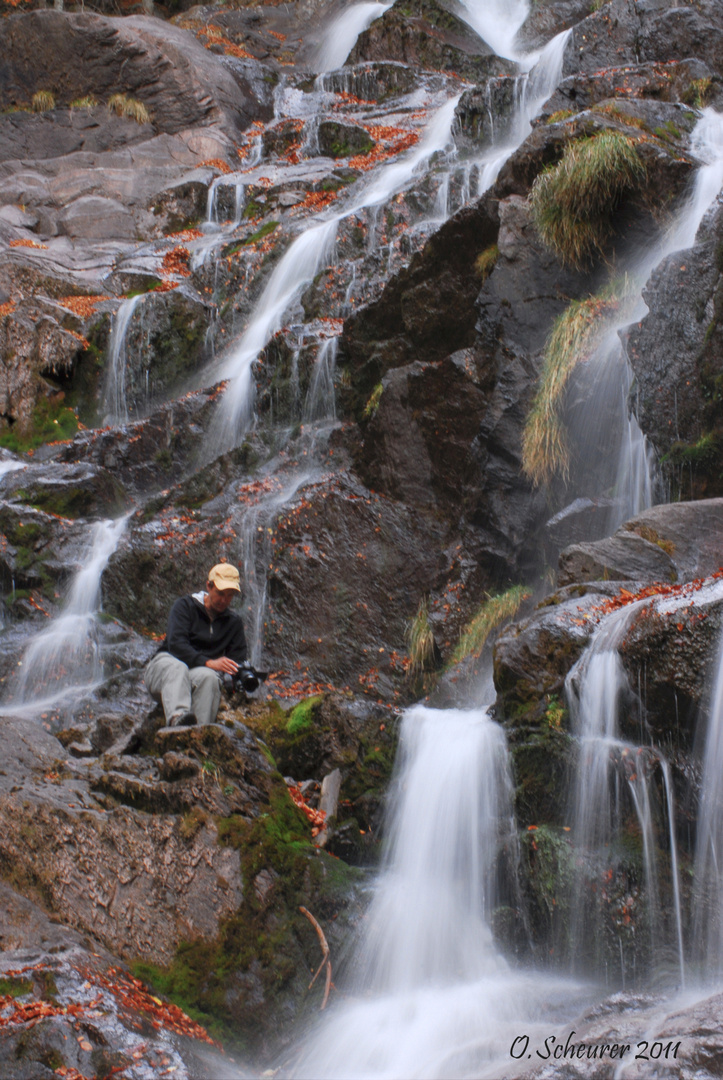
(522, 281), (630, 485)
(363, 382), (383, 420)
(108, 94), (151, 125)
(475, 243), (499, 282)
(31, 90), (56, 112)
(684, 77), (712, 109)
(406, 598), (436, 676)
(451, 585), (531, 665)
(529, 130), (646, 267)
(70, 96), (98, 110)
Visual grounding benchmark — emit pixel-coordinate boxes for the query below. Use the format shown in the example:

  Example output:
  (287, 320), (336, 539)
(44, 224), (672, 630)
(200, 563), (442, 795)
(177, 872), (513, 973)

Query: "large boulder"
(558, 499), (723, 586)
(347, 0), (515, 81)
(0, 11), (262, 137)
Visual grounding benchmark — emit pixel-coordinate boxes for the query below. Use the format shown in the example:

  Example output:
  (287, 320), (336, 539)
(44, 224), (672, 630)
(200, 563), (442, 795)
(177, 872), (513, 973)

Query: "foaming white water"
(314, 2), (392, 73)
(3, 515), (129, 711)
(359, 706), (514, 991)
(455, 0), (530, 62)
(214, 96), (459, 449)
(294, 706), (585, 1078)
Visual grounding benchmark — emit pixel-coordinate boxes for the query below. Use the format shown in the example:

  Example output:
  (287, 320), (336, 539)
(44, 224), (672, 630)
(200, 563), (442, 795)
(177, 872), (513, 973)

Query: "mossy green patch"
(134, 776), (362, 1056)
(0, 396), (80, 454)
(286, 695), (323, 736)
(0, 976), (32, 998)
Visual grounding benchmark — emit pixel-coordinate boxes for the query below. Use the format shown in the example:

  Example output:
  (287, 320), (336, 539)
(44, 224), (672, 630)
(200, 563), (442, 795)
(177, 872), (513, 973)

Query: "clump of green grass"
(529, 131), (646, 267)
(70, 95), (98, 109)
(522, 283), (629, 485)
(31, 90), (56, 113)
(406, 597), (436, 675)
(684, 77), (712, 109)
(451, 586), (530, 665)
(363, 382), (383, 420)
(108, 94), (151, 125)
(546, 109), (575, 125)
(475, 243), (499, 282)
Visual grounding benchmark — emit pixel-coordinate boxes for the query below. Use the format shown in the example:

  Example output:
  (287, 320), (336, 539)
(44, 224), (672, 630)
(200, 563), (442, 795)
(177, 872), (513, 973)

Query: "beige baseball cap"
(208, 563), (241, 592)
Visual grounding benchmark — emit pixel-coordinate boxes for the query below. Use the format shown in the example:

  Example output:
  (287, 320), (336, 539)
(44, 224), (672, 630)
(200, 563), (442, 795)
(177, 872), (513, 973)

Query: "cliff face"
(1, 0), (723, 1068)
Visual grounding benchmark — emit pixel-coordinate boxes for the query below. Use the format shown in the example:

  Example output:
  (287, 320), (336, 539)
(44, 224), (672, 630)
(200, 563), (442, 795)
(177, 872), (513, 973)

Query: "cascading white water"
(235, 471), (315, 667)
(103, 296), (145, 425)
(212, 96), (460, 450)
(314, 2), (392, 74)
(565, 601), (686, 985)
(560, 109), (723, 530)
(3, 515), (129, 711)
(303, 337), (338, 424)
(293, 705), (587, 1080)
(455, 0), (531, 62)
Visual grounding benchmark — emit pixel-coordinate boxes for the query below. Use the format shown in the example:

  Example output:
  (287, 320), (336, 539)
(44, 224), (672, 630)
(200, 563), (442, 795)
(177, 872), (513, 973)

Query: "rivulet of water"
(2, 515), (129, 712)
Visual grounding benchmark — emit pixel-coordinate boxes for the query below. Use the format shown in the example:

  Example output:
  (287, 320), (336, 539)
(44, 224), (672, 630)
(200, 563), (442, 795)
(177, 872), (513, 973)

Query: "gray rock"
(559, 498), (723, 586)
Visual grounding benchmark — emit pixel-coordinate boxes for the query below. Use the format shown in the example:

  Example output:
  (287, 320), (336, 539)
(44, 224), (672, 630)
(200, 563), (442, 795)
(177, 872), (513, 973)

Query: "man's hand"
(205, 657), (239, 674)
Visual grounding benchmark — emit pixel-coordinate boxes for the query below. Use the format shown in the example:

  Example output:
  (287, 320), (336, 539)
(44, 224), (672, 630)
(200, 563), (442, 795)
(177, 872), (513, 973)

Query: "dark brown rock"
(347, 0), (516, 81)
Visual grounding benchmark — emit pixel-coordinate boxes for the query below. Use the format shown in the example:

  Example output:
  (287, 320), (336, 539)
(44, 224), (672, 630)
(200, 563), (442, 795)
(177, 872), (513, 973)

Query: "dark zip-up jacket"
(158, 594), (248, 670)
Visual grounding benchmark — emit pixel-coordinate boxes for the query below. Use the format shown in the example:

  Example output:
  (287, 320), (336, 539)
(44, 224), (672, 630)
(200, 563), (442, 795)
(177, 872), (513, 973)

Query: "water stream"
(1, 515), (129, 712)
(293, 705), (586, 1079)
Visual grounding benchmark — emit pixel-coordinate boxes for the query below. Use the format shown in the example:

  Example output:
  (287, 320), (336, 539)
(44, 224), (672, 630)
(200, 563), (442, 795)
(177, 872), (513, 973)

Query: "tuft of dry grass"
(108, 94), (151, 125)
(522, 282), (630, 486)
(31, 90), (56, 113)
(451, 586), (531, 665)
(529, 131), (646, 267)
(406, 598), (436, 675)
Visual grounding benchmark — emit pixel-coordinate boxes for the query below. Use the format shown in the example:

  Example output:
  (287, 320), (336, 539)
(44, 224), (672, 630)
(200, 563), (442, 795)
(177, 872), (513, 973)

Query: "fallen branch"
(299, 906), (332, 1009)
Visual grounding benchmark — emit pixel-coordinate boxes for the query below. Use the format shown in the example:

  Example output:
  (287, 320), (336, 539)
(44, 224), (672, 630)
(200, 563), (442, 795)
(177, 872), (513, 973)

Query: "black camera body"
(226, 664), (269, 694)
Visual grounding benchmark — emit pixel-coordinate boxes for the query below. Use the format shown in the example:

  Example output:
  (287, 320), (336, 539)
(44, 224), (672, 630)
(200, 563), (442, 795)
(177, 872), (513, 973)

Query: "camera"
(233, 664), (268, 694)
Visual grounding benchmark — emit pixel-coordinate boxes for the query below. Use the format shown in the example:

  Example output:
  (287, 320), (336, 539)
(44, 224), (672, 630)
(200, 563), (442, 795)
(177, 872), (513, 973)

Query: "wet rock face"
(562, 0), (723, 80)
(0, 11), (260, 136)
(627, 198), (723, 500)
(558, 499), (723, 586)
(348, 0), (516, 81)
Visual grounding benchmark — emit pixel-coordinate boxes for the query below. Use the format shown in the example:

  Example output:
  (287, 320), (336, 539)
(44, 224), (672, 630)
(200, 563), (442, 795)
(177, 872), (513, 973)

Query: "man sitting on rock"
(144, 562), (248, 727)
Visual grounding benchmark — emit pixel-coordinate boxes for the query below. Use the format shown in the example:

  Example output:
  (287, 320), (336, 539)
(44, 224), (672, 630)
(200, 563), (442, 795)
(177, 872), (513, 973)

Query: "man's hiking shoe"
(171, 711), (197, 727)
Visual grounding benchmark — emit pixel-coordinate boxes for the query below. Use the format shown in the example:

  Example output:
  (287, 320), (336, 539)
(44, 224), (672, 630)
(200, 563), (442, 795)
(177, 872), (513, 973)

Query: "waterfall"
(2, 515), (129, 712)
(234, 471), (315, 667)
(565, 602), (686, 986)
(313, 2), (392, 74)
(455, 0), (531, 62)
(212, 95), (460, 451)
(303, 337), (338, 425)
(103, 295), (145, 425)
(558, 109), (723, 531)
(293, 706), (586, 1079)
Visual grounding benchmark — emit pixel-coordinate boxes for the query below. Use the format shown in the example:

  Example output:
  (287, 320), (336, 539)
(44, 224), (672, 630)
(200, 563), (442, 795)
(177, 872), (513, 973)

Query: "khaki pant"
(144, 652), (221, 726)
